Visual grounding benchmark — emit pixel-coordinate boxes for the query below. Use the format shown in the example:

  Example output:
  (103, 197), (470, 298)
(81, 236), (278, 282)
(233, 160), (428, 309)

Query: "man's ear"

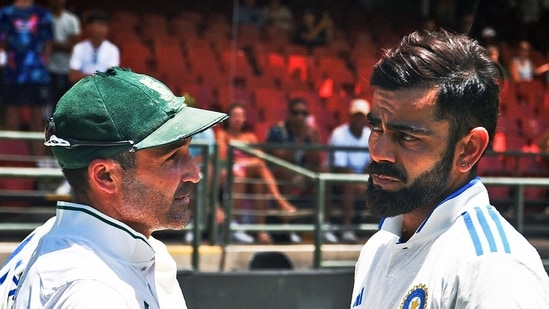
(457, 127), (489, 172)
(88, 159), (122, 194)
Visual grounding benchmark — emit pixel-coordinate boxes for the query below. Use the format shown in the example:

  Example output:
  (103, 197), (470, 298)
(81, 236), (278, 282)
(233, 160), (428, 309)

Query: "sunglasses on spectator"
(291, 110), (309, 116)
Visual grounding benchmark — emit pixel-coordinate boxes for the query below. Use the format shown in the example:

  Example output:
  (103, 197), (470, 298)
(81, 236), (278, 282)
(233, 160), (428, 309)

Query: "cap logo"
(139, 76), (176, 105)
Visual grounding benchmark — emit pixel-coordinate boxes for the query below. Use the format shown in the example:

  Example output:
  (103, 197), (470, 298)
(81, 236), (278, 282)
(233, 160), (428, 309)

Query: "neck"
(227, 127), (242, 135)
(51, 8), (63, 16)
(90, 39), (104, 48)
(400, 206), (433, 242)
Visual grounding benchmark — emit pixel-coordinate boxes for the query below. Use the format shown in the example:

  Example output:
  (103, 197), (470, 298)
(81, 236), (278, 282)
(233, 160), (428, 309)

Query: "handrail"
(2, 131), (549, 271)
(226, 141), (549, 269)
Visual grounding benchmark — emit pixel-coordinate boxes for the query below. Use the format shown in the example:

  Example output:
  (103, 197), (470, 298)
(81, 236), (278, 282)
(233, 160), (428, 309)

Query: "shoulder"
(268, 121), (286, 132)
(446, 252), (549, 306)
(73, 40), (89, 49)
(266, 121), (287, 140)
(215, 128), (228, 140)
(20, 240), (139, 301)
(331, 123), (349, 136)
(104, 40), (120, 51)
(436, 204), (547, 278)
(63, 10), (79, 20)
(243, 131), (259, 143)
(61, 10), (80, 25)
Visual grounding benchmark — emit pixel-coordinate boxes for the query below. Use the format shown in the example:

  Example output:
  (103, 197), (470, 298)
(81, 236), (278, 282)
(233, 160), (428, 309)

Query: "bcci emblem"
(400, 284), (428, 309)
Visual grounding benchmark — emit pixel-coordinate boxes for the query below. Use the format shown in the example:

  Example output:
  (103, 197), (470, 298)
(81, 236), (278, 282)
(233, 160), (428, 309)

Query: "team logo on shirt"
(400, 284), (428, 309)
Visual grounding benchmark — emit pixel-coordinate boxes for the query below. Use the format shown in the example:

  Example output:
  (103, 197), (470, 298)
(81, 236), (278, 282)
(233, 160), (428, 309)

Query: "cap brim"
(134, 106), (228, 150)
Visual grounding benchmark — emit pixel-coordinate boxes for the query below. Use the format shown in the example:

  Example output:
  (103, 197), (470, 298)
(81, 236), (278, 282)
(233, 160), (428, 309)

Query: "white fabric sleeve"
(69, 44), (83, 71)
(454, 254), (549, 308)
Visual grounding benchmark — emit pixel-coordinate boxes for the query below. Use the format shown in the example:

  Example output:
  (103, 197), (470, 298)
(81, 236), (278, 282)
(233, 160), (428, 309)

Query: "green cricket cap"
(45, 67), (228, 169)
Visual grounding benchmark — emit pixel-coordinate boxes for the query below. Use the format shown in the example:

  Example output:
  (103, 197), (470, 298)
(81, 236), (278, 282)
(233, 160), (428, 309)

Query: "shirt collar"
(380, 177), (490, 241)
(53, 201), (155, 263)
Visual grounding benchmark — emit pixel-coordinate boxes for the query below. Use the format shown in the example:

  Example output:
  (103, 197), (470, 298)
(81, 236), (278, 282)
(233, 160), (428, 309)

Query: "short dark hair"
(370, 29), (501, 148)
(85, 10), (108, 24)
(287, 97), (307, 111)
(63, 150), (136, 200)
(223, 101), (252, 132)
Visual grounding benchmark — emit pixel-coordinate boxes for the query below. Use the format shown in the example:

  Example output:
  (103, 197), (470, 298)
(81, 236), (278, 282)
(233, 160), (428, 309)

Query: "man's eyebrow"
(367, 113), (431, 135)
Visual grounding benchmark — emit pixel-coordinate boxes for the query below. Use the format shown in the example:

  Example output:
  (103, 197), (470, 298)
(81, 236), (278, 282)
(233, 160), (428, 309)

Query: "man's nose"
(369, 134), (397, 164)
(182, 155), (201, 184)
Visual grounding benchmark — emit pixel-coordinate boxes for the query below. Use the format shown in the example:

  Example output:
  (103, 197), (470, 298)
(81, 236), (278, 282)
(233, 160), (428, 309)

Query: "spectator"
(47, 0), (80, 109)
(327, 98), (371, 243)
(217, 102), (297, 243)
(265, 97), (323, 187)
(486, 44), (509, 80)
(291, 9), (333, 51)
(508, 40), (548, 83)
(263, 0), (293, 31)
(508, 40), (548, 111)
(0, 67), (228, 308)
(236, 0), (265, 27)
(69, 10), (119, 83)
(265, 97), (323, 241)
(479, 26), (498, 46)
(0, 0), (53, 155)
(350, 29), (549, 308)
(509, 40), (536, 82)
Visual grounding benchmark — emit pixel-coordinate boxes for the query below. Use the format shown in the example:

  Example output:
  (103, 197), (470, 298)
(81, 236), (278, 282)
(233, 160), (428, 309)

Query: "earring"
(461, 162), (471, 167)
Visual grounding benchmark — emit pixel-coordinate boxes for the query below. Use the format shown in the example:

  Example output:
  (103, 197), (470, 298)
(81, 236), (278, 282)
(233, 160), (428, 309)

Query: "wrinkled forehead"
(371, 88), (438, 116)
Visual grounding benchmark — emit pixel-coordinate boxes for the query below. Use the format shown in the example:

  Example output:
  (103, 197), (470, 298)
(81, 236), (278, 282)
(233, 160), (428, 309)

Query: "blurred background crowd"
(1, 0), (549, 244)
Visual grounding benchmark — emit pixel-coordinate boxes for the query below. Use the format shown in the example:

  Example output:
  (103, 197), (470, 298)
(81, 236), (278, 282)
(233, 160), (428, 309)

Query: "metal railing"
(224, 141), (549, 269)
(1, 131), (549, 270)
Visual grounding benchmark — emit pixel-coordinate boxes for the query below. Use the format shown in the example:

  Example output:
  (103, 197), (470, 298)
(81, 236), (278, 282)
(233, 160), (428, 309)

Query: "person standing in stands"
(69, 10), (118, 83)
(47, 0), (80, 109)
(263, 0), (293, 32)
(0, 0), (53, 155)
(350, 29), (549, 308)
(0, 67), (228, 308)
(292, 9), (333, 52)
(327, 98), (371, 243)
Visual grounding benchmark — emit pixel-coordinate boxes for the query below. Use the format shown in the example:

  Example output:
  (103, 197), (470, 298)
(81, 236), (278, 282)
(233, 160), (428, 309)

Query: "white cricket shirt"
(328, 123), (371, 174)
(70, 39), (119, 75)
(351, 177), (549, 308)
(12, 202), (186, 309)
(48, 10), (81, 74)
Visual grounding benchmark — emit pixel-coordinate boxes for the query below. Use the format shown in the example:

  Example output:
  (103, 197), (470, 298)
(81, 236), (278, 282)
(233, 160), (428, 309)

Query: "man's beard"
(365, 146), (454, 218)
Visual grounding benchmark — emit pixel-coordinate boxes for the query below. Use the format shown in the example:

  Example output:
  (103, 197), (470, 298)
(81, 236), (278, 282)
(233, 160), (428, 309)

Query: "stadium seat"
(119, 41), (153, 75)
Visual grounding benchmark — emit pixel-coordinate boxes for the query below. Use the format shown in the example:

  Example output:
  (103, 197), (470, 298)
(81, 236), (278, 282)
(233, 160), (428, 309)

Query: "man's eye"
(370, 123), (382, 132)
(166, 152), (179, 162)
(399, 133), (417, 142)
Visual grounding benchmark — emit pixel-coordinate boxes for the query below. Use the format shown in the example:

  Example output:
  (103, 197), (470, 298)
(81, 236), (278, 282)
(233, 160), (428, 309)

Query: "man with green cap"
(0, 67), (227, 308)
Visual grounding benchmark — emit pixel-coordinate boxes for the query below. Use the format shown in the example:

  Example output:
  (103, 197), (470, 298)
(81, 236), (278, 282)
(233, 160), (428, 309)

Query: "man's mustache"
(365, 161), (407, 183)
(175, 182), (193, 198)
